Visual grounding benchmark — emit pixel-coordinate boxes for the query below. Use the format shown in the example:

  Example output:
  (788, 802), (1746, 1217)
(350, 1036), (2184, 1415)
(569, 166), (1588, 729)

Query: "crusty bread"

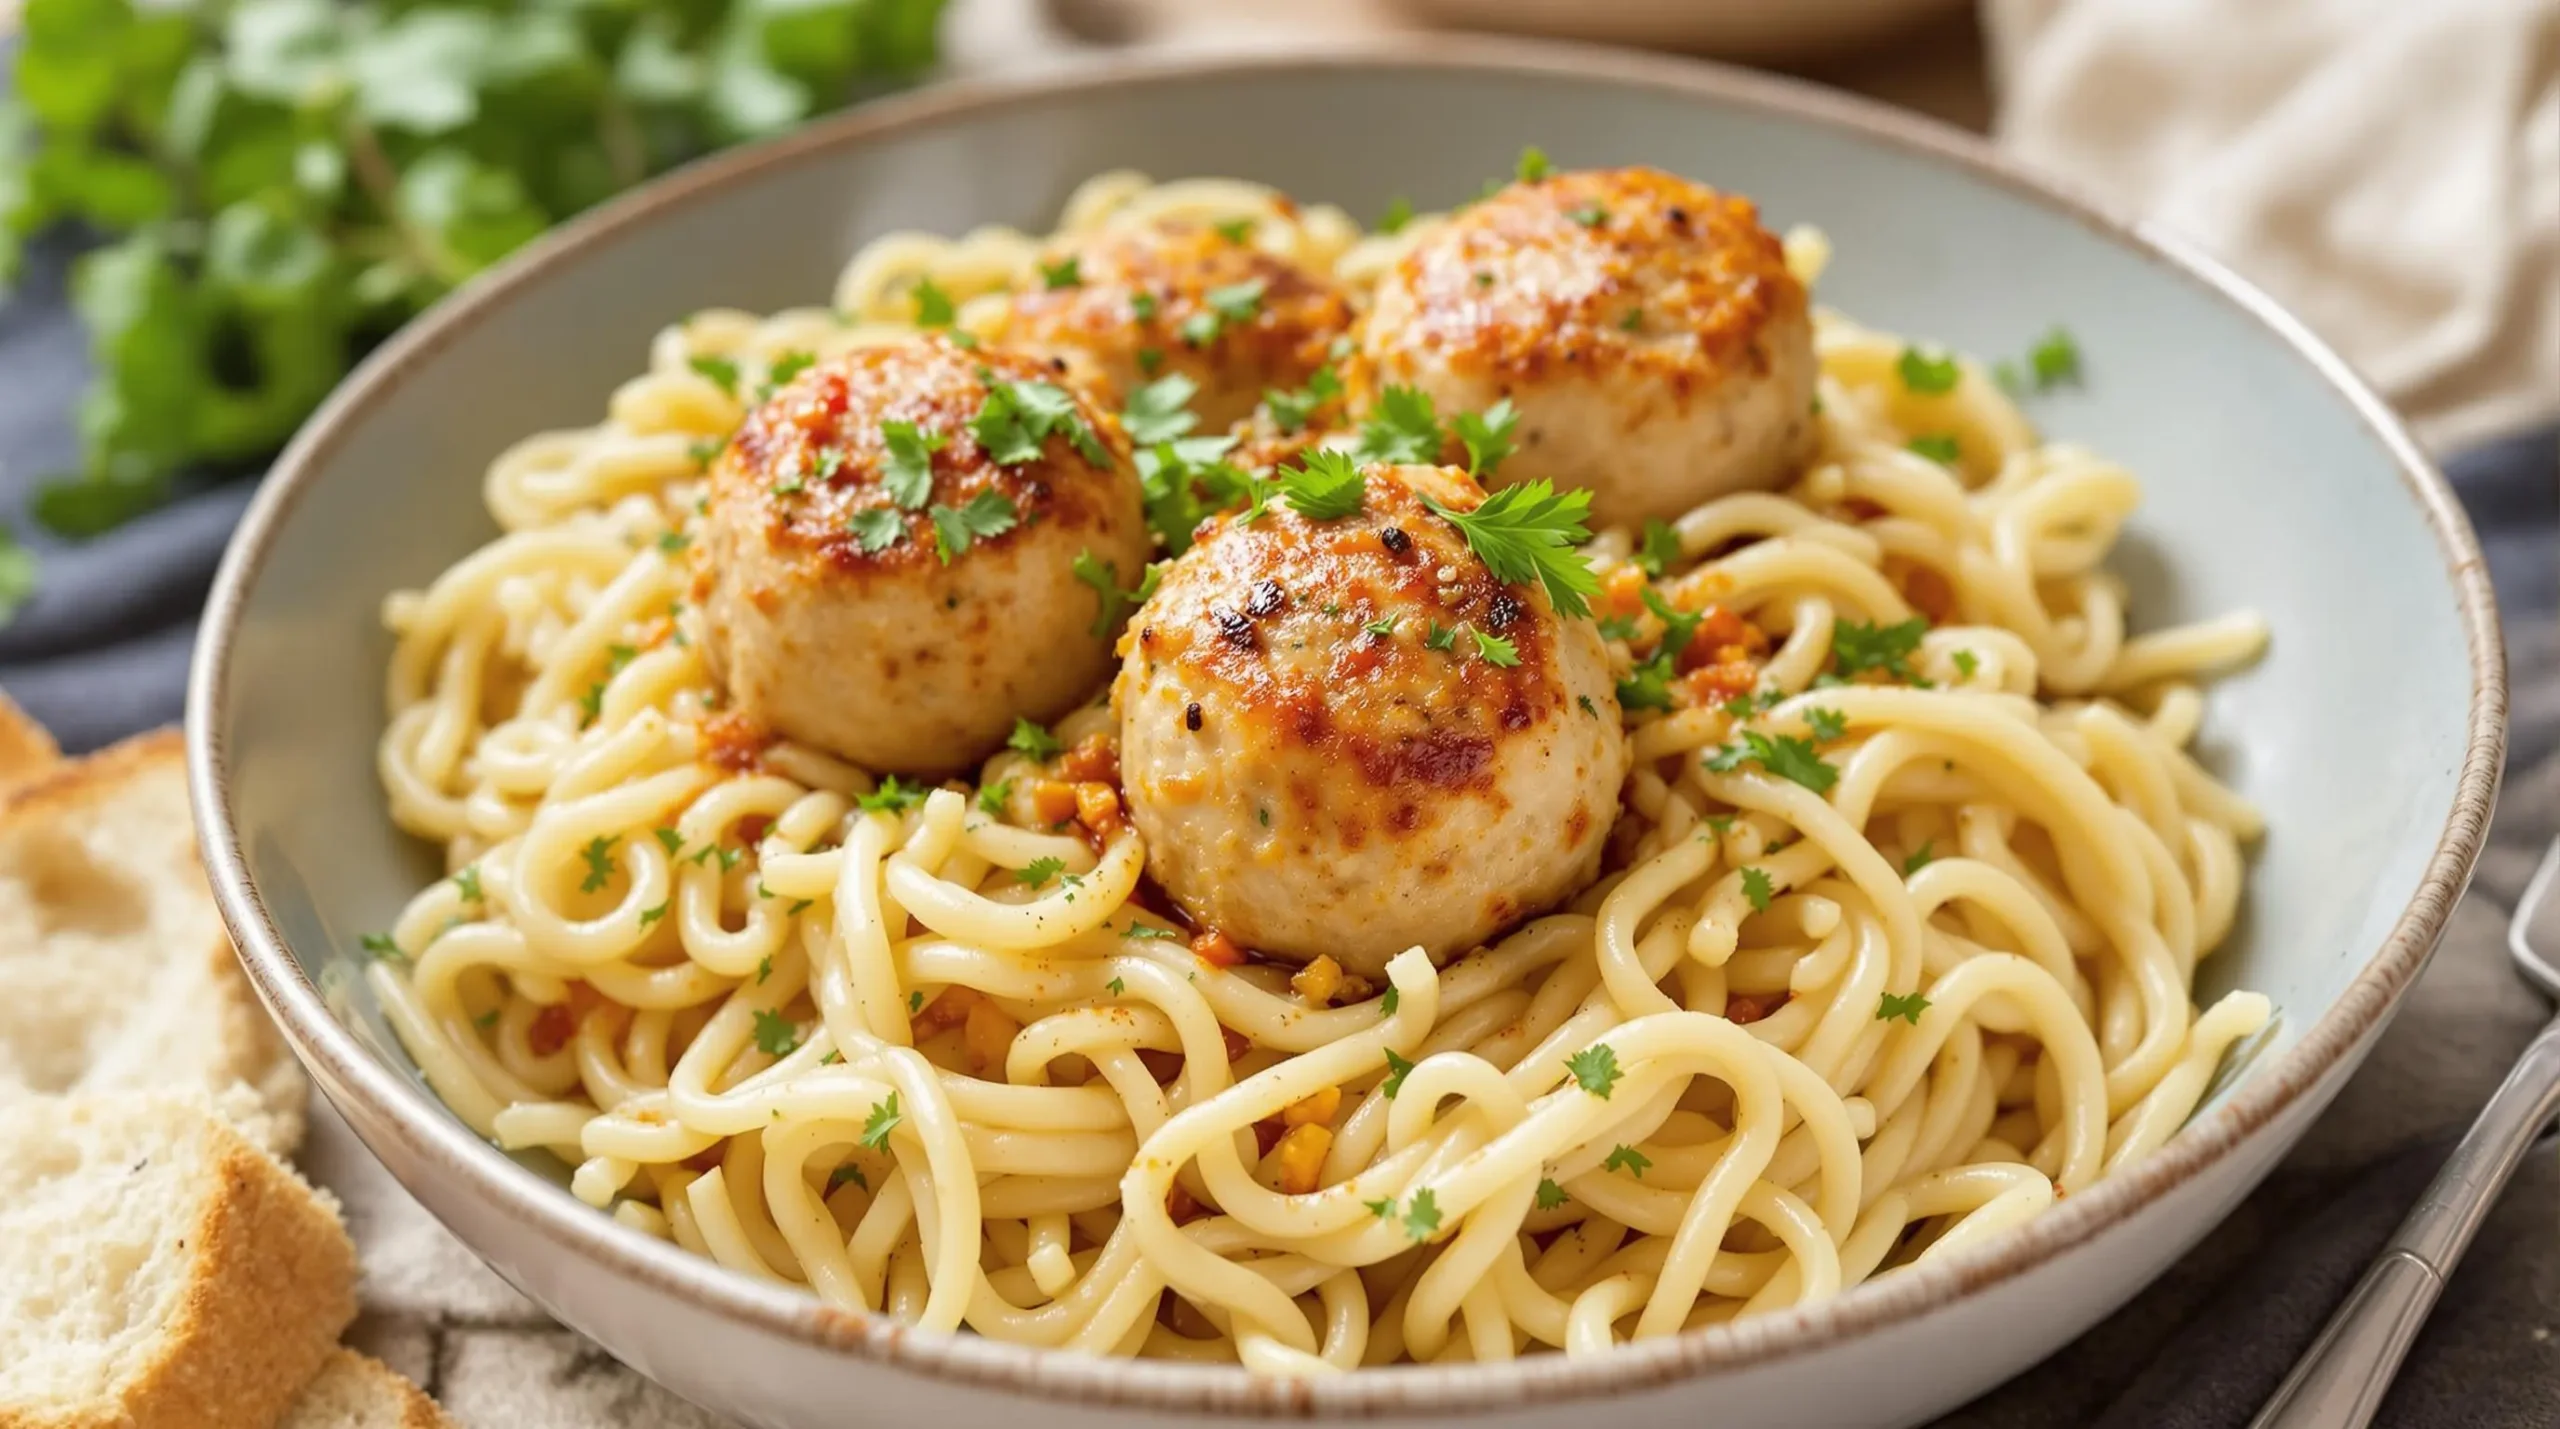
(0, 689), (58, 791)
(279, 1350), (458, 1429)
(0, 1090), (359, 1429)
(0, 728), (306, 1152)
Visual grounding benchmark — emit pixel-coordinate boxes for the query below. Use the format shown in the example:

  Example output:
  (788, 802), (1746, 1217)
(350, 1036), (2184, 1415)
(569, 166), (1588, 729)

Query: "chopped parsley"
(1367, 1196), (1398, 1221)
(1280, 450), (1367, 521)
(653, 828), (685, 855)
(686, 354), (740, 395)
(1179, 278), (1267, 346)
(858, 775), (928, 814)
(973, 379), (1109, 467)
(1380, 1049), (1416, 1099)
(751, 1009), (801, 1057)
(1423, 622), (1458, 653)
(860, 1092), (902, 1149)
(1262, 366), (1342, 434)
(1619, 307), (1644, 332)
(1423, 480), (1599, 618)
(452, 865), (483, 904)
(1907, 434), (1962, 465)
(1616, 653), (1677, 713)
(1603, 1144), (1652, 1178)
(1878, 992), (1931, 1025)
(828, 1165), (868, 1193)
(761, 351), (815, 398)
(1566, 202), (1608, 227)
(1018, 856), (1067, 887)
(755, 954), (773, 985)
(656, 530), (690, 554)
(1805, 707), (1848, 741)
(1009, 718), (1063, 761)
(689, 436), (725, 470)
(1997, 327), (2083, 393)
(1597, 614), (1640, 643)
(1352, 386), (1446, 465)
(1365, 615), (1399, 638)
(360, 932), (402, 960)
(1740, 866), (1775, 913)
(1073, 549), (1160, 639)
(1564, 1043), (1621, 1099)
(1473, 629), (1520, 667)
(473, 1009), (500, 1030)
(1106, 976), (1126, 996)
(1378, 196), (1415, 234)
(911, 277), (957, 328)
(1213, 217), (1254, 244)
(976, 780), (1014, 816)
(848, 508), (907, 554)
(1578, 695), (1599, 717)
(1952, 649), (1979, 679)
(1515, 146), (1551, 182)
(579, 836), (618, 893)
(1122, 373), (1200, 445)
(1895, 346), (1961, 395)
(1402, 1187), (1442, 1241)
(1452, 399), (1519, 478)
(929, 490), (1020, 563)
(1636, 519), (1682, 577)
(640, 901), (668, 927)
(1380, 986), (1401, 1016)
(1902, 842), (1937, 876)
(879, 421), (948, 508)
(1832, 616), (1930, 682)
(1534, 1177), (1568, 1210)
(1123, 923), (1182, 941)
(1705, 730), (1840, 794)
(1039, 256), (1082, 289)
(1642, 586), (1702, 657)
(909, 990), (925, 1014)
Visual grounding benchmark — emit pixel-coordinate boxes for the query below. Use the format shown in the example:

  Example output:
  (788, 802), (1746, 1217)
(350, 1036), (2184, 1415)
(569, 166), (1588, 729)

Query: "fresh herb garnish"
(1039, 256), (1081, 289)
(1009, 718), (1063, 761)
(1637, 520), (1682, 577)
(1472, 629), (1520, 667)
(1740, 866), (1775, 913)
(1423, 481), (1599, 618)
(1896, 346), (1962, 395)
(579, 836), (618, 893)
(1567, 203), (1608, 227)
(1534, 1177), (1568, 1210)
(452, 865), (483, 904)
(752, 1009), (800, 1057)
(1380, 1049), (1416, 1099)
(1279, 450), (1367, 521)
(1902, 842), (1936, 876)
(928, 490), (1019, 563)
(1951, 649), (1979, 679)
(860, 1092), (902, 1148)
(1364, 615), (1399, 638)
(1451, 399), (1518, 478)
(879, 421), (947, 509)
(1878, 992), (1931, 1025)
(1402, 1187), (1442, 1241)
(1515, 146), (1551, 182)
(1907, 434), (1961, 465)
(761, 350), (815, 397)
(1378, 196), (1415, 234)
(1705, 730), (1840, 794)
(1424, 622), (1458, 652)
(1017, 856), (1066, 887)
(1352, 385), (1446, 465)
(976, 780), (1014, 816)
(1213, 217), (1254, 244)
(687, 355), (740, 395)
(1564, 1043), (1621, 1099)
(848, 508), (907, 554)
(1603, 1144), (1652, 1178)
(1805, 707), (1848, 742)
(912, 277), (958, 328)
(1122, 373), (1199, 445)
(1261, 366), (1341, 434)
(1073, 550), (1160, 639)
(973, 379), (1108, 466)
(858, 775), (928, 814)
(1832, 616), (1930, 682)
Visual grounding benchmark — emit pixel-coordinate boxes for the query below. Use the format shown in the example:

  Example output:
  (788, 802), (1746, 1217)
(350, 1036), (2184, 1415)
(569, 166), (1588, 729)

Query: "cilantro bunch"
(0, 0), (946, 567)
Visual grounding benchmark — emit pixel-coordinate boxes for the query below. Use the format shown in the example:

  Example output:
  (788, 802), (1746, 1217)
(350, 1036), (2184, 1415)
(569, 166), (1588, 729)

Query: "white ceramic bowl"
(188, 41), (2506, 1429)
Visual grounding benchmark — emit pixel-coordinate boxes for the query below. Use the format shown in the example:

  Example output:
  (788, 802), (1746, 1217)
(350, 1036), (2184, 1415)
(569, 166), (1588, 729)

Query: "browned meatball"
(1114, 463), (1627, 975)
(696, 336), (1152, 775)
(1360, 168), (1818, 528)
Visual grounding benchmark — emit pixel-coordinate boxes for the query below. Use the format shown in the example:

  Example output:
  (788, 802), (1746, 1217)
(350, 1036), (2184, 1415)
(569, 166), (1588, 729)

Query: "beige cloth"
(1984, 0), (2560, 450)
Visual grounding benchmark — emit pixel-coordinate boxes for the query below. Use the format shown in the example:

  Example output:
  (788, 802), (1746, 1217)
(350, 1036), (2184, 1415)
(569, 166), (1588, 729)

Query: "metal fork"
(2251, 836), (2560, 1428)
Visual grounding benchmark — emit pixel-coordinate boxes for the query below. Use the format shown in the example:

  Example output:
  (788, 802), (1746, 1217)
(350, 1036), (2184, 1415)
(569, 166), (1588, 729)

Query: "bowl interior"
(206, 49), (2480, 1301)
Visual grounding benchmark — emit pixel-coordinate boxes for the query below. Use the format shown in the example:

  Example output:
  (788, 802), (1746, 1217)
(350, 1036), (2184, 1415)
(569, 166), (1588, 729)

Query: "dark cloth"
(5, 226), (2558, 1427)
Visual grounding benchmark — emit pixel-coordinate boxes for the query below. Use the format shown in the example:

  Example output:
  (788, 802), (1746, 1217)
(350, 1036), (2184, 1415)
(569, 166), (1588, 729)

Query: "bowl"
(187, 40), (2506, 1429)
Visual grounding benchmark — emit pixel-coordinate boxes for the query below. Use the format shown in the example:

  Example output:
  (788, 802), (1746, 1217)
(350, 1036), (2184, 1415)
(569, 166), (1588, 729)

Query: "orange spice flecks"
(700, 709), (775, 773)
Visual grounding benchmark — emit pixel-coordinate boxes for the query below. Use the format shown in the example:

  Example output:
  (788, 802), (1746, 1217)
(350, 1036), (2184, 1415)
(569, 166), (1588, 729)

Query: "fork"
(2251, 835), (2560, 1428)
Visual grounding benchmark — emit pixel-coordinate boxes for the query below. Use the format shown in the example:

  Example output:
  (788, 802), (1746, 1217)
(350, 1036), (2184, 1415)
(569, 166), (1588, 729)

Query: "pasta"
(371, 168), (2271, 1372)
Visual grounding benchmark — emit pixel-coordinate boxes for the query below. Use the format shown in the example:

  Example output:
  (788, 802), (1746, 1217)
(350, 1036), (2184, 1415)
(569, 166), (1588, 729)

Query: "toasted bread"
(279, 1350), (459, 1429)
(0, 689), (58, 791)
(0, 1090), (359, 1429)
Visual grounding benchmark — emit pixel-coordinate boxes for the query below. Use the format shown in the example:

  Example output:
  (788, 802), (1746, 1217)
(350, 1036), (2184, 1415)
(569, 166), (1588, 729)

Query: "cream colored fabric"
(1985, 0), (2560, 450)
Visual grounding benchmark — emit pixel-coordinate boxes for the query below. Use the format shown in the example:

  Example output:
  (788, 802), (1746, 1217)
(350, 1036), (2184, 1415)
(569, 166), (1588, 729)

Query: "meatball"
(1359, 167), (1817, 529)
(988, 221), (1355, 431)
(1115, 462), (1628, 975)
(696, 336), (1152, 776)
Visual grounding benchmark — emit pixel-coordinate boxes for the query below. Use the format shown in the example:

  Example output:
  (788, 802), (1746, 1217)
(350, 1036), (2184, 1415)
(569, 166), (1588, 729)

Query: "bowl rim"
(187, 35), (2510, 1418)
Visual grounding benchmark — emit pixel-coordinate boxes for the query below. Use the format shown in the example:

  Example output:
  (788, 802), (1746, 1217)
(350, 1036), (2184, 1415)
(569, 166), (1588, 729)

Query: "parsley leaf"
(1451, 399), (1519, 478)
(858, 775), (928, 814)
(1008, 718), (1063, 761)
(1422, 481), (1600, 618)
(976, 780), (1013, 816)
(1123, 923), (1181, 941)
(1365, 615), (1399, 637)
(1039, 256), (1081, 289)
(929, 489), (1019, 563)
(1567, 202), (1608, 227)
(1878, 991), (1931, 1025)
(1907, 433), (1961, 465)
(1402, 1187), (1442, 1241)
(1353, 386), (1446, 465)
(1641, 586), (1702, 658)
(1423, 622), (1458, 653)
(360, 932), (402, 960)
(1378, 196), (1415, 234)
(1073, 549), (1158, 639)
(1516, 146), (1551, 182)
(828, 1165), (869, 1193)
(860, 1092), (902, 1148)
(1122, 373), (1199, 445)
(973, 379), (1108, 466)
(579, 836), (618, 893)
(1367, 1196), (1398, 1221)
(1740, 866), (1775, 913)
(653, 828), (685, 855)
(1636, 519), (1683, 577)
(1473, 629), (1520, 667)
(1261, 365), (1342, 434)
(1805, 707), (1848, 742)
(1180, 278), (1266, 347)
(1704, 730), (1839, 794)
(1603, 1144), (1652, 1178)
(1380, 1049), (1416, 1099)
(1534, 1177), (1568, 1210)
(1832, 616), (1930, 681)
(848, 508), (907, 554)
(687, 354), (740, 395)
(2030, 328), (2082, 388)
(1951, 649), (1979, 679)
(1565, 1043), (1621, 1099)
(640, 901), (668, 927)
(1902, 842), (1937, 876)
(452, 865), (483, 904)
(912, 278), (957, 328)
(879, 421), (947, 509)
(752, 1009), (801, 1057)
(1279, 450), (1367, 521)
(761, 350), (815, 397)
(1018, 856), (1066, 887)
(1106, 976), (1126, 996)
(1895, 346), (1962, 395)
(1616, 653), (1678, 713)
(1380, 986), (1401, 1016)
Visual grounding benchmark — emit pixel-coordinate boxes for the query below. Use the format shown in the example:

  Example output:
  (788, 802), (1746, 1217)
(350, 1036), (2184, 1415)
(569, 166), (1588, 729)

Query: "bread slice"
(0, 1090), (359, 1429)
(279, 1351), (458, 1429)
(0, 689), (57, 791)
(0, 729), (306, 1152)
